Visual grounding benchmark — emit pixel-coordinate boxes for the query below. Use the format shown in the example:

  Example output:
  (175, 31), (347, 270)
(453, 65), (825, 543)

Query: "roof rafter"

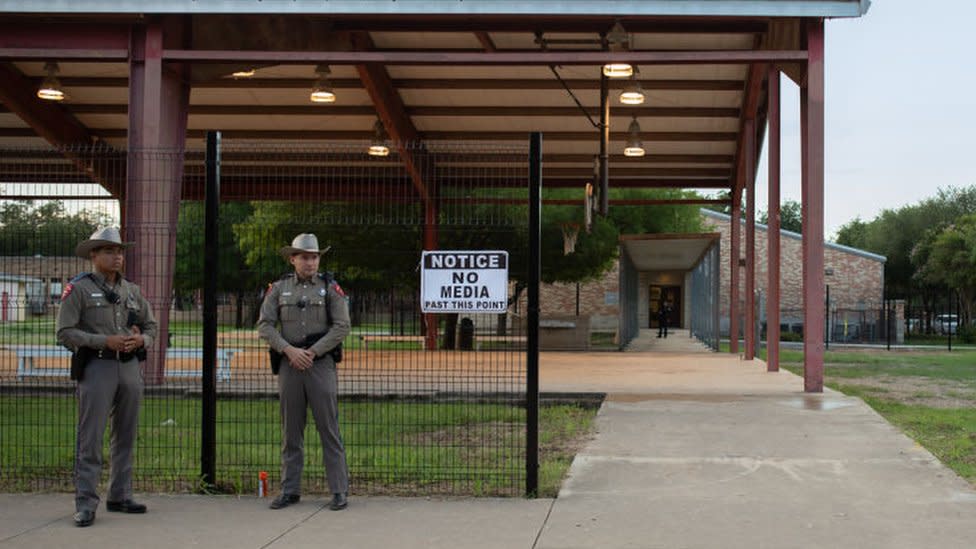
(349, 31), (430, 202)
(0, 62), (124, 196)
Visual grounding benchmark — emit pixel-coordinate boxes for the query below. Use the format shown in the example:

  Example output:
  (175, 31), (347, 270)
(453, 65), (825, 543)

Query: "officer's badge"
(319, 288), (327, 297)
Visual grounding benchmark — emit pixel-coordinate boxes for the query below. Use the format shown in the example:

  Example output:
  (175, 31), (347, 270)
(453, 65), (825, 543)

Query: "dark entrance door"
(649, 285), (681, 329)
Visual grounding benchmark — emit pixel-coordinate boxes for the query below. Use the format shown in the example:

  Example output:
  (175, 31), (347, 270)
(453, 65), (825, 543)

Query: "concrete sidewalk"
(3, 346), (976, 548)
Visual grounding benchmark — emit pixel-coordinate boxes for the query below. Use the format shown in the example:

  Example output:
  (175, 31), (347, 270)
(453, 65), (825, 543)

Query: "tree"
(174, 201), (257, 327)
(834, 216), (868, 249)
(832, 185), (976, 333)
(0, 200), (106, 256)
(912, 215), (976, 328)
(758, 200), (802, 233)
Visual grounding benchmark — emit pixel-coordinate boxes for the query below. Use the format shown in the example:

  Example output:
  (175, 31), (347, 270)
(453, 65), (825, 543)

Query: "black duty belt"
(94, 349), (136, 362)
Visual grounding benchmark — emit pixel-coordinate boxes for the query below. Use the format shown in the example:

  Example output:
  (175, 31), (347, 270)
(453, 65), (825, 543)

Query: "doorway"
(649, 285), (681, 329)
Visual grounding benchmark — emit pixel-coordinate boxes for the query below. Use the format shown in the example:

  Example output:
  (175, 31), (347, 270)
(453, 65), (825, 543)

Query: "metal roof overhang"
(0, 1), (872, 17)
(0, 4), (865, 203)
(620, 233), (720, 272)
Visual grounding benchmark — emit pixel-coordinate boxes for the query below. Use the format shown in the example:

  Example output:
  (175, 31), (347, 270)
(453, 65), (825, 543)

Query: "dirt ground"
(826, 374), (976, 409)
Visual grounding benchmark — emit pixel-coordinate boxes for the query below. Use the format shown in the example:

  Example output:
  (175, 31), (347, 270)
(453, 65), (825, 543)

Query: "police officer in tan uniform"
(56, 227), (158, 527)
(258, 233), (351, 511)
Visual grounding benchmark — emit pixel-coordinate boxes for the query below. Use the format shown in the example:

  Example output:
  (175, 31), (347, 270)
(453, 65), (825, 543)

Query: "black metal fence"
(774, 305), (893, 344)
(0, 139), (537, 496)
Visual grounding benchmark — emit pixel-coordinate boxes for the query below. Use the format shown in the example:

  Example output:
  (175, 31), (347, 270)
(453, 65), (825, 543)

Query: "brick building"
(525, 209), (886, 344)
(701, 209), (887, 336)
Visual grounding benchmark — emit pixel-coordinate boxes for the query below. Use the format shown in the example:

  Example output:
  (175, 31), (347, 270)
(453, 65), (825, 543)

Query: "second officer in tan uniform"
(258, 233), (351, 511)
(56, 227), (158, 527)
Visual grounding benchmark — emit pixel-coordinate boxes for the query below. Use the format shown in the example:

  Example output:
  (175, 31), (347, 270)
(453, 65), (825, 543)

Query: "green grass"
(771, 348), (976, 385)
(0, 397), (596, 497)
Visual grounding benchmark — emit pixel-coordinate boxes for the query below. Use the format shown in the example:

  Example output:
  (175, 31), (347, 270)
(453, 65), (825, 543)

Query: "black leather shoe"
(106, 499), (147, 514)
(269, 493), (300, 510)
(74, 509), (95, 527)
(328, 492), (348, 511)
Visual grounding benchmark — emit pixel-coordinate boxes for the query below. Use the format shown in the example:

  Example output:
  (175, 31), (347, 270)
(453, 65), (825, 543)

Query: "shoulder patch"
(331, 282), (346, 298)
(61, 283), (75, 300)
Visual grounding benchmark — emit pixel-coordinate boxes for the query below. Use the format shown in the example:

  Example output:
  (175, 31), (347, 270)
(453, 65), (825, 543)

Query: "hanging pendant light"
(309, 65), (336, 103)
(37, 61), (65, 101)
(624, 117), (645, 157)
(619, 72), (645, 105)
(602, 63), (633, 78)
(602, 20), (633, 78)
(368, 119), (390, 157)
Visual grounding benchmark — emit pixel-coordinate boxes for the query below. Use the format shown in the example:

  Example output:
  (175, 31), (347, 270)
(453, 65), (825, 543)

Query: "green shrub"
(956, 323), (976, 344)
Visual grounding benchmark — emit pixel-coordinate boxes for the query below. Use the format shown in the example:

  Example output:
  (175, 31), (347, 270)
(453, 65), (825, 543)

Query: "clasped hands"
(283, 346), (316, 371)
(105, 326), (145, 354)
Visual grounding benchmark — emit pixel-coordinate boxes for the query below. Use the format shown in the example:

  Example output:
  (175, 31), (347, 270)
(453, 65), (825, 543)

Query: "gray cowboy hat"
(279, 233), (331, 259)
(75, 227), (134, 258)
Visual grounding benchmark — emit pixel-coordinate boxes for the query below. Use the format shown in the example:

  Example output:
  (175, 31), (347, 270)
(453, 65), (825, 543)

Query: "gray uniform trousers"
(278, 355), (348, 495)
(75, 357), (143, 512)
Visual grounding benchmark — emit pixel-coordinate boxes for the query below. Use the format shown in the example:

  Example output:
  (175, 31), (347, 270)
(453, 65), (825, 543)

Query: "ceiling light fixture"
(368, 119), (390, 157)
(309, 65), (336, 103)
(603, 20), (633, 79)
(619, 71), (645, 105)
(232, 68), (256, 78)
(37, 61), (65, 101)
(624, 116), (645, 157)
(602, 63), (633, 78)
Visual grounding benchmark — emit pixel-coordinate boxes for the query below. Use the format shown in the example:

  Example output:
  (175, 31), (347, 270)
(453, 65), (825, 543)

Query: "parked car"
(934, 314), (959, 335)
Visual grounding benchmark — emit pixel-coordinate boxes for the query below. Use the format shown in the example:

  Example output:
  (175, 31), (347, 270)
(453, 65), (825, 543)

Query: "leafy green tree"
(912, 215), (976, 327)
(174, 201), (256, 327)
(834, 216), (868, 249)
(834, 185), (976, 331)
(758, 200), (802, 233)
(0, 200), (106, 256)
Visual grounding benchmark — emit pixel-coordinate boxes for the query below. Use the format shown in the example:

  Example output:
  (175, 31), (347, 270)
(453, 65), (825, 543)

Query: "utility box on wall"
(540, 315), (591, 351)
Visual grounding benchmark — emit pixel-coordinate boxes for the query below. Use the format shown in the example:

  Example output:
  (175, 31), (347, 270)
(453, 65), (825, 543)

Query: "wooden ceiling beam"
(349, 31), (430, 202)
(45, 77), (744, 91)
(161, 49), (805, 65)
(0, 127), (738, 143)
(306, 16), (769, 34)
(43, 104), (740, 119)
(0, 62), (125, 196)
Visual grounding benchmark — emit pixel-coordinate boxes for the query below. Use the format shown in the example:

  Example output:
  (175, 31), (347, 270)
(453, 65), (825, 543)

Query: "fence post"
(526, 132), (541, 496)
(825, 284), (830, 350)
(201, 131), (220, 488)
(947, 287), (953, 352)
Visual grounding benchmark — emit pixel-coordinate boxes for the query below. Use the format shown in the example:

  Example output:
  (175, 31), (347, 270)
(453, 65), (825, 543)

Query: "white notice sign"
(421, 251), (509, 313)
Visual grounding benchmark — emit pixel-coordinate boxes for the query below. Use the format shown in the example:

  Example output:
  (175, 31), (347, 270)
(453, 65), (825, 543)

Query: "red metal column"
(801, 20), (825, 392)
(744, 118), (756, 360)
(729, 184), (741, 354)
(766, 67), (782, 372)
(423, 201), (439, 350)
(127, 20), (190, 384)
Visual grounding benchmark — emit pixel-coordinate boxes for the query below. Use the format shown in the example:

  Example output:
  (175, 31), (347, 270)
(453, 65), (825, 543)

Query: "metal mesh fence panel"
(689, 242), (720, 350)
(0, 140), (530, 497)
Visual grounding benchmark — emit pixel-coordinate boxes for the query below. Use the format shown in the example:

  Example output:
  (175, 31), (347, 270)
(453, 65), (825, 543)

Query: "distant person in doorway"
(657, 302), (672, 338)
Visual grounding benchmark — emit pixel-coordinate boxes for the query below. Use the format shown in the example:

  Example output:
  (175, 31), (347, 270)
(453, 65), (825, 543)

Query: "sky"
(752, 0), (976, 239)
